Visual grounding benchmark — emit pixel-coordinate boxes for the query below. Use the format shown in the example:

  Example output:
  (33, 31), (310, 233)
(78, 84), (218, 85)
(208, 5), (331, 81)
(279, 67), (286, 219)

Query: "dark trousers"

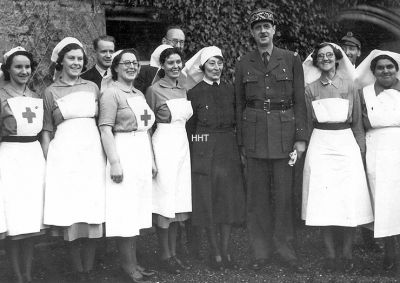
(246, 157), (296, 260)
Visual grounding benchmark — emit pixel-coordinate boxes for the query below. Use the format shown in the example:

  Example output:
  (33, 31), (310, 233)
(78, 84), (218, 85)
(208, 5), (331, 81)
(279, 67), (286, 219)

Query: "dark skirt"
(191, 131), (245, 226)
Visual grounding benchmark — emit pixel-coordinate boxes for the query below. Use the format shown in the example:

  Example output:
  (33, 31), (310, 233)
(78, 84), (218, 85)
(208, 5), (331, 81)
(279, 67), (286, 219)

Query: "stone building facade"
(0, 0), (106, 93)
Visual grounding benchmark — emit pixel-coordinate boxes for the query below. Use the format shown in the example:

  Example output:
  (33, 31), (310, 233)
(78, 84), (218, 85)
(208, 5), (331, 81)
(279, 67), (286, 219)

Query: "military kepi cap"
(249, 8), (275, 28)
(341, 32), (361, 49)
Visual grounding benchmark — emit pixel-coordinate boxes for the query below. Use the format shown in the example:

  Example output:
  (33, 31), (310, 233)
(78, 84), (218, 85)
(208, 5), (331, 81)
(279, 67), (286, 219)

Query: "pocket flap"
(280, 110), (295, 122)
(243, 109), (257, 122)
(276, 73), (293, 81)
(243, 74), (258, 83)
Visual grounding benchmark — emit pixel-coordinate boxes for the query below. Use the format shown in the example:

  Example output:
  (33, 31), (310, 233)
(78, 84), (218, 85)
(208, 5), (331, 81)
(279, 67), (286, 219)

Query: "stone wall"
(0, 0), (106, 94)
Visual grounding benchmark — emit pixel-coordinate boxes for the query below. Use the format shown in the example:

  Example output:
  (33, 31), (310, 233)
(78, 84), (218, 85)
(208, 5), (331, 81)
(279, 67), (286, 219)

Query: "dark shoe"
(383, 256), (397, 271)
(249, 258), (269, 271)
(222, 254), (238, 270)
(209, 255), (224, 271)
(172, 255), (191, 270)
(122, 270), (151, 283)
(342, 258), (355, 273)
(284, 259), (304, 273)
(323, 258), (337, 272)
(137, 266), (156, 277)
(161, 257), (181, 275)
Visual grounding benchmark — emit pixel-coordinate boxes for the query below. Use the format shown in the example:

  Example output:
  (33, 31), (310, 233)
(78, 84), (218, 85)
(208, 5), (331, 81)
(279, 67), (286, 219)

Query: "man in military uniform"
(340, 32), (361, 66)
(235, 8), (307, 271)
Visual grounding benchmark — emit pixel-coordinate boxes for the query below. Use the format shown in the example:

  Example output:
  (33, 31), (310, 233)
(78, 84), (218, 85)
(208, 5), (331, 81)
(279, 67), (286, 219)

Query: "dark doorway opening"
(105, 7), (169, 63)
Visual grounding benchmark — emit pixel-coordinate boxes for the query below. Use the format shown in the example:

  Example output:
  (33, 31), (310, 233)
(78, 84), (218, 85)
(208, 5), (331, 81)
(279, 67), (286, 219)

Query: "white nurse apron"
(152, 98), (193, 218)
(364, 85), (400, 237)
(44, 91), (106, 227)
(302, 97), (373, 226)
(0, 96), (45, 236)
(105, 95), (155, 237)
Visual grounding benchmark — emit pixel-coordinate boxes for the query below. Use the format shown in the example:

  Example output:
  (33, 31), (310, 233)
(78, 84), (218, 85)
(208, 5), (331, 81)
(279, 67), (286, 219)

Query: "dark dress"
(187, 81), (245, 227)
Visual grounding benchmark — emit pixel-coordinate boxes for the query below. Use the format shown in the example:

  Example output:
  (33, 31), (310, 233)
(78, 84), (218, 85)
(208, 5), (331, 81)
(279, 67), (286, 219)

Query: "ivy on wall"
(113, 0), (354, 82)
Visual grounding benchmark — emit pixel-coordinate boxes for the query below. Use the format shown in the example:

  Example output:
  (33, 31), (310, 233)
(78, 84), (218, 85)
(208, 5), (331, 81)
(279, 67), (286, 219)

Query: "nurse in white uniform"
(42, 37), (106, 279)
(99, 49), (156, 282)
(146, 47), (193, 274)
(302, 42), (373, 272)
(356, 50), (400, 271)
(0, 47), (45, 283)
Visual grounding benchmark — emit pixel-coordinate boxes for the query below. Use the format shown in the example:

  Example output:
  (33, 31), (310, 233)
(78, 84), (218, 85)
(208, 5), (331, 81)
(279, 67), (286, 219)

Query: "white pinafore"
(152, 98), (193, 218)
(105, 95), (155, 237)
(0, 96), (45, 236)
(302, 97), (373, 226)
(44, 91), (106, 227)
(364, 85), (400, 237)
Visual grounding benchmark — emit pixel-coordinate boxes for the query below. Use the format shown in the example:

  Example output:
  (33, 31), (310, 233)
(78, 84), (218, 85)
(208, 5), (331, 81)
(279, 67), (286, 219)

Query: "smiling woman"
(41, 37), (106, 281)
(302, 42), (373, 272)
(358, 50), (400, 271)
(146, 47), (193, 275)
(0, 46), (45, 283)
(98, 48), (156, 282)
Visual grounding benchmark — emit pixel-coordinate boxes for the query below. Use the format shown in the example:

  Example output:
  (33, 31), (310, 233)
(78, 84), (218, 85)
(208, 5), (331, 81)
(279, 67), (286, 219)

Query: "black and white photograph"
(0, 0), (399, 282)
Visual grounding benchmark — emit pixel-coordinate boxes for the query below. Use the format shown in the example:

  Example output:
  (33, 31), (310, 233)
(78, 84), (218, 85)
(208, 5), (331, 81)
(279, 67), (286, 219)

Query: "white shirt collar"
(203, 76), (220, 85)
(95, 64), (107, 77)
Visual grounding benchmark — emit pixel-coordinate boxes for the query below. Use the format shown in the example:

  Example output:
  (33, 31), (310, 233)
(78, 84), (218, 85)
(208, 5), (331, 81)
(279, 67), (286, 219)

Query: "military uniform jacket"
(235, 47), (308, 159)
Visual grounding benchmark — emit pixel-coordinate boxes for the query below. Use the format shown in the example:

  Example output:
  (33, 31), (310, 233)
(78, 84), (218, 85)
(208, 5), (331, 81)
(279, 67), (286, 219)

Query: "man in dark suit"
(235, 8), (308, 271)
(81, 35), (115, 89)
(134, 26), (185, 94)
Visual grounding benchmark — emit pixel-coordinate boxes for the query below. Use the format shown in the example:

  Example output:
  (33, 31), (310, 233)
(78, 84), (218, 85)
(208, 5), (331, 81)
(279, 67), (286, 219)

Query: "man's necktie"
(263, 51), (269, 67)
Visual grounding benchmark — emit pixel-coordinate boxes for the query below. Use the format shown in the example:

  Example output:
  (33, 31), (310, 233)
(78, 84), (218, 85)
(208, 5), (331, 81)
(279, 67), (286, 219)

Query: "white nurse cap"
(51, 37), (83, 63)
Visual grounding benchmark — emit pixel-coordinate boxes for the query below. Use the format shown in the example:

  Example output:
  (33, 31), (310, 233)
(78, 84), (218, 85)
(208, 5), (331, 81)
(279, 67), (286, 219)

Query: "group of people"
(0, 6), (399, 283)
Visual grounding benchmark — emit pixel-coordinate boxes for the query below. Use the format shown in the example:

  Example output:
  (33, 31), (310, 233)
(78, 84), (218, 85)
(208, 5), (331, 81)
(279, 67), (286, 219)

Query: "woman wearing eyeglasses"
(302, 42), (373, 272)
(99, 49), (156, 283)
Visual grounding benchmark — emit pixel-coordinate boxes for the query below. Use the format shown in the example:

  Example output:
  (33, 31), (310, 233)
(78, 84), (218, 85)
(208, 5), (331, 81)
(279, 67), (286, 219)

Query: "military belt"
(246, 99), (293, 111)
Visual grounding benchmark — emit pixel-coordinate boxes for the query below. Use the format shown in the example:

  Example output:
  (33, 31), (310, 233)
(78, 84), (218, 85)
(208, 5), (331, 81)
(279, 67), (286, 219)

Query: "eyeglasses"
(167, 39), (185, 46)
(317, 52), (334, 60)
(119, 61), (139, 68)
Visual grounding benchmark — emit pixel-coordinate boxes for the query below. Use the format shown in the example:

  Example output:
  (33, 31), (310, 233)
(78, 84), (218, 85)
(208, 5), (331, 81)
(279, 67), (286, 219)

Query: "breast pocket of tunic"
(280, 109), (295, 152)
(242, 108), (257, 151)
(243, 74), (260, 100)
(275, 72), (293, 96)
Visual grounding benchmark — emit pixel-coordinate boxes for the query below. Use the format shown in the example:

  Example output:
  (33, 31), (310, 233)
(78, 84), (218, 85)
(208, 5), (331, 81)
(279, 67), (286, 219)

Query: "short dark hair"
(93, 35), (115, 50)
(370, 54), (399, 72)
(111, 48), (140, 81)
(55, 43), (88, 72)
(1, 51), (36, 81)
(159, 47), (183, 66)
(311, 42), (343, 68)
(199, 55), (224, 72)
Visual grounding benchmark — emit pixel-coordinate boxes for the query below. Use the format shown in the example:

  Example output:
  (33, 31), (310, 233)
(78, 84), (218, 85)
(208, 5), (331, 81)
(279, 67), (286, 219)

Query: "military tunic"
(234, 47), (307, 261)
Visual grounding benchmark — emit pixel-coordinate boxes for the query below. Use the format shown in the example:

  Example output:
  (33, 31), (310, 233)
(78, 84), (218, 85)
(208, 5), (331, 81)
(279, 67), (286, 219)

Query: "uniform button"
(266, 74), (269, 77)
(266, 86), (270, 89)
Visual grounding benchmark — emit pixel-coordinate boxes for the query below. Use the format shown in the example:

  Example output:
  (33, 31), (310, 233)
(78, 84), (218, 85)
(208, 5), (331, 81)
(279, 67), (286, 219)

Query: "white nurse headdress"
(51, 37), (83, 63)
(150, 44), (174, 68)
(182, 46), (223, 91)
(4, 46), (26, 63)
(355, 49), (400, 89)
(302, 42), (355, 86)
